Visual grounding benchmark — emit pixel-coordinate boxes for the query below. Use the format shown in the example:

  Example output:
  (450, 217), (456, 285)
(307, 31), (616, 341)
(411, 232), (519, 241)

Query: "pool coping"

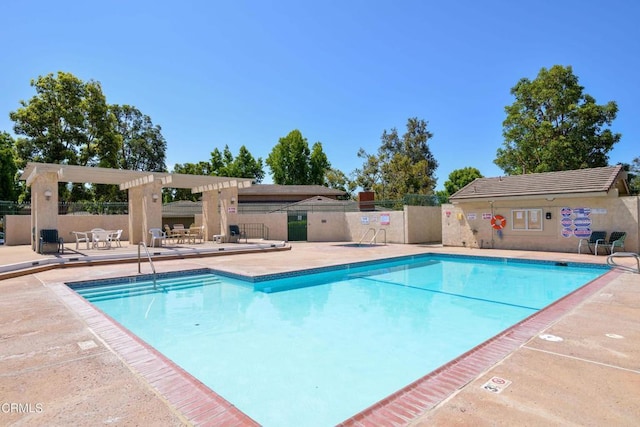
(52, 255), (619, 426)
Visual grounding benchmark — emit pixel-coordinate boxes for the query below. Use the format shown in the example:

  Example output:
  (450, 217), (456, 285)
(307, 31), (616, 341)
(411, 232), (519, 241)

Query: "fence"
(0, 201), (129, 216)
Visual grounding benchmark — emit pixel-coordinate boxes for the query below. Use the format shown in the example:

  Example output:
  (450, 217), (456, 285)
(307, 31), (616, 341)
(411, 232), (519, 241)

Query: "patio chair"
(92, 230), (112, 249)
(149, 228), (167, 247)
(39, 229), (64, 254)
(229, 225), (246, 243)
(71, 231), (91, 250)
(110, 229), (123, 247)
(601, 231), (626, 254)
(187, 225), (204, 244)
(164, 225), (174, 243)
(577, 230), (606, 255)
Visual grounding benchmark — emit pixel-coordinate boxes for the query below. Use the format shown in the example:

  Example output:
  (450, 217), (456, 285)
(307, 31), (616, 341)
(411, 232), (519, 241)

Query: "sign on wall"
(560, 206), (595, 238)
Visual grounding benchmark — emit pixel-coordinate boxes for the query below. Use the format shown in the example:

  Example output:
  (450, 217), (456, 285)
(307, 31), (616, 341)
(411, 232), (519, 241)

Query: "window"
(511, 209), (542, 230)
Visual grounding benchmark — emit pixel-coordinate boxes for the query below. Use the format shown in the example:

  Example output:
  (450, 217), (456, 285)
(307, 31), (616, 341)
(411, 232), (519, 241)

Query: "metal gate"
(287, 211), (307, 241)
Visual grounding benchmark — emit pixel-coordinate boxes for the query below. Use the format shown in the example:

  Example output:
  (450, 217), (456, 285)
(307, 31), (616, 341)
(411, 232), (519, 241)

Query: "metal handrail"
(138, 241), (157, 289)
(358, 228), (377, 245)
(606, 252), (640, 274)
(372, 228), (387, 245)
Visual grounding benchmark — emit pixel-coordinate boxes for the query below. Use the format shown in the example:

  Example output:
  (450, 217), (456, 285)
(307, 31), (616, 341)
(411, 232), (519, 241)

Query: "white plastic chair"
(149, 228), (167, 247)
(110, 229), (123, 247)
(92, 230), (112, 249)
(71, 231), (90, 250)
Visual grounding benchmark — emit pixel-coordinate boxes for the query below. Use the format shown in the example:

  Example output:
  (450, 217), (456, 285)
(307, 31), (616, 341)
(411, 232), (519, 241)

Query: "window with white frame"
(511, 209), (543, 230)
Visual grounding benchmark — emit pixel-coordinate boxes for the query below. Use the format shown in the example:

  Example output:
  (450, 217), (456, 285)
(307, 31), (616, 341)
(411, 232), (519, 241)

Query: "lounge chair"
(229, 225), (246, 243)
(601, 231), (626, 254)
(39, 229), (64, 254)
(578, 231), (606, 255)
(149, 228), (167, 247)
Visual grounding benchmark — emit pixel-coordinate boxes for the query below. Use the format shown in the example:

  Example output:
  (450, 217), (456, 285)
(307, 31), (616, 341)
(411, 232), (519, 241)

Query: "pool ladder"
(606, 252), (640, 274)
(358, 228), (387, 245)
(138, 241), (158, 289)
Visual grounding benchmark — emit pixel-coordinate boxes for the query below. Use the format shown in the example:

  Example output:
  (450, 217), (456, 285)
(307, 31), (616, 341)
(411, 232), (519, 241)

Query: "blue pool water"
(70, 255), (606, 426)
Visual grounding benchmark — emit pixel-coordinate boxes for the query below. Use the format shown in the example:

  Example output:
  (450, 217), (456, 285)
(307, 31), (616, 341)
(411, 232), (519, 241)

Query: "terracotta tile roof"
(450, 166), (628, 201)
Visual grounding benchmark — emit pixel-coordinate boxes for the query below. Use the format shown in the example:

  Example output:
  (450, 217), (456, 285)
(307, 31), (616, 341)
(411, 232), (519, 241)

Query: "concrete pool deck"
(0, 241), (638, 426)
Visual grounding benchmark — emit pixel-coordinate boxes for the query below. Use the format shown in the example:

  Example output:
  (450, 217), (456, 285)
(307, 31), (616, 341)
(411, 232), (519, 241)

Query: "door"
(287, 211), (307, 241)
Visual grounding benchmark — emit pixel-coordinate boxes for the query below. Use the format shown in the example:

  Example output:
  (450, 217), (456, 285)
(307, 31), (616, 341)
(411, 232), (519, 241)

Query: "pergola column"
(125, 177), (163, 245)
(29, 171), (59, 251)
(219, 186), (239, 241)
(201, 190), (220, 241)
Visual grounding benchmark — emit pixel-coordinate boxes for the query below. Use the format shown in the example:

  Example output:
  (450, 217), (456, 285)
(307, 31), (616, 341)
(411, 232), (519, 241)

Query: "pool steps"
(75, 274), (221, 302)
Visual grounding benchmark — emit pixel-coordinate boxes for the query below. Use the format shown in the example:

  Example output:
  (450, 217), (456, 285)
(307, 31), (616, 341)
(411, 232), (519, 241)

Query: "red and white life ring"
(491, 215), (507, 230)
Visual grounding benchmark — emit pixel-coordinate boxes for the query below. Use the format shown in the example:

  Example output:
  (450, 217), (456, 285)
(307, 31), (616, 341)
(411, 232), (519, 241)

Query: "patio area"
(0, 242), (639, 426)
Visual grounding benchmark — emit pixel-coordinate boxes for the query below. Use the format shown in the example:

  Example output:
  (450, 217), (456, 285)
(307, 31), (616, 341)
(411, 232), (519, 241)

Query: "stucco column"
(128, 180), (163, 245)
(30, 172), (59, 251)
(128, 186), (143, 245)
(201, 190), (220, 241)
(219, 187), (239, 242)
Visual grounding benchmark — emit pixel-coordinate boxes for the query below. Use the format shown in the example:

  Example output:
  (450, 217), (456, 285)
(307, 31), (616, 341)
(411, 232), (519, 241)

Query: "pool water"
(71, 255), (605, 426)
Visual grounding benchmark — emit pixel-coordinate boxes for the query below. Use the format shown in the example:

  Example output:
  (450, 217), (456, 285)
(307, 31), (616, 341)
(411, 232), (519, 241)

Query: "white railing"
(138, 241), (158, 289)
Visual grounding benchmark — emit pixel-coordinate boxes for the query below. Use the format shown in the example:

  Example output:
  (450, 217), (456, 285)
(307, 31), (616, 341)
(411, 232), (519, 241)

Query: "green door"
(287, 211), (307, 241)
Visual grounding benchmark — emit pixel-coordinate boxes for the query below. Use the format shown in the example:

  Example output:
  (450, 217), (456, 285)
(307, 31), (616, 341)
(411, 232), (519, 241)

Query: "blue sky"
(2, 1), (639, 190)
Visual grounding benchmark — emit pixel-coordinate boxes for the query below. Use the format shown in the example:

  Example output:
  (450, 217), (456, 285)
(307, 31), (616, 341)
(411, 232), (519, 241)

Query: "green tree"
(324, 168), (356, 198)
(171, 161), (213, 201)
(224, 145), (265, 183)
(266, 130), (330, 185)
(171, 145), (264, 201)
(495, 65), (620, 175)
(444, 167), (483, 196)
(629, 158), (640, 195)
(111, 104), (167, 172)
(354, 117), (438, 200)
(0, 132), (18, 201)
(10, 72), (113, 169)
(10, 72), (168, 202)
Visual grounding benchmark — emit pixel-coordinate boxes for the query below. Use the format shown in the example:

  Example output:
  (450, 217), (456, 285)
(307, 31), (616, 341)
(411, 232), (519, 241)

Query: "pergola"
(20, 162), (252, 250)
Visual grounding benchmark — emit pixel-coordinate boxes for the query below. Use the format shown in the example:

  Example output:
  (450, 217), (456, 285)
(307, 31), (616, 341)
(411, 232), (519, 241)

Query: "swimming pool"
(69, 254), (607, 426)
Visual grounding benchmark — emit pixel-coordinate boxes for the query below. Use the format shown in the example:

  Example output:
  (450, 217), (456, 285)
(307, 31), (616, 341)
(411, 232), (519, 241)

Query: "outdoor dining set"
(71, 228), (123, 250)
(149, 224), (205, 247)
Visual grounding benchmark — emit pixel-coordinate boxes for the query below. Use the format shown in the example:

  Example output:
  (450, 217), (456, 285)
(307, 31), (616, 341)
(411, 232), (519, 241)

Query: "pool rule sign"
(561, 207), (592, 238)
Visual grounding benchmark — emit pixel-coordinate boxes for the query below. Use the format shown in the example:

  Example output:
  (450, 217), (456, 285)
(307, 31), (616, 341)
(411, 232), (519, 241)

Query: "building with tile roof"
(443, 166), (638, 253)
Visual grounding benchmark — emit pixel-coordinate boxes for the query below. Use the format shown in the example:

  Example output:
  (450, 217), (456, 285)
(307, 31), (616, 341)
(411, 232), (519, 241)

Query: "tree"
(324, 168), (356, 198)
(221, 145), (265, 183)
(10, 72), (114, 169)
(10, 72), (168, 202)
(444, 167), (483, 196)
(111, 104), (167, 172)
(170, 145), (265, 201)
(171, 161), (213, 201)
(629, 158), (640, 195)
(495, 65), (620, 175)
(266, 130), (331, 185)
(354, 117), (438, 200)
(0, 132), (18, 201)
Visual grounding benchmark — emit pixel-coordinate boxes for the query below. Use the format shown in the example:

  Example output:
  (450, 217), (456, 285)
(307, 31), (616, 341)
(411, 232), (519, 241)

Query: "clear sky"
(2, 1), (638, 189)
